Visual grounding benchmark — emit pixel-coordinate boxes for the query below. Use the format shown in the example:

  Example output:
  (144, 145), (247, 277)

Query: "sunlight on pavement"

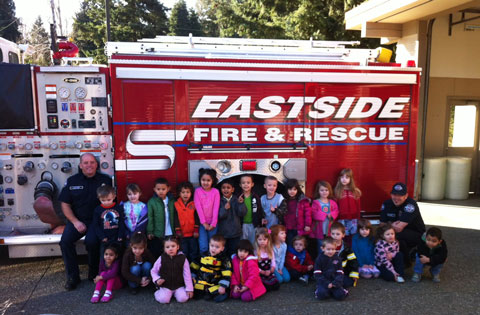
(419, 202), (480, 230)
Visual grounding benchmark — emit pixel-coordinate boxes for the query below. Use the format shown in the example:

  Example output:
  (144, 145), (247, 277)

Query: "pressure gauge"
(58, 87), (70, 99)
(75, 87), (87, 99)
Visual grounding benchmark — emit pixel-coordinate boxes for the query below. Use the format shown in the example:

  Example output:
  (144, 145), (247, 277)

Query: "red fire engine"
(0, 36), (420, 257)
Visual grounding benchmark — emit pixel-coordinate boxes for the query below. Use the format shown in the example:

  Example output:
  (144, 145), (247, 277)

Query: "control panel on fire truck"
(36, 66), (109, 133)
(0, 65), (113, 235)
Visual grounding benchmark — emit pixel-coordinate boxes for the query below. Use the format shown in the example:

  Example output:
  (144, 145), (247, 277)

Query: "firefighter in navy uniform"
(58, 153), (112, 290)
(380, 182), (426, 266)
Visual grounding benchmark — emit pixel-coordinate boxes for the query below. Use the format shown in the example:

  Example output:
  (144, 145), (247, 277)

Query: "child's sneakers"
(432, 273), (441, 283)
(396, 276), (405, 283)
(299, 275), (309, 285)
(101, 290), (113, 303)
(411, 273), (421, 283)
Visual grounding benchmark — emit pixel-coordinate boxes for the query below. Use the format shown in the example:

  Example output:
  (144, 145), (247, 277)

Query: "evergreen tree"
(24, 16), (50, 66)
(0, 0), (21, 42)
(188, 8), (203, 36)
(196, 0), (378, 47)
(169, 0), (191, 36)
(72, 0), (169, 64)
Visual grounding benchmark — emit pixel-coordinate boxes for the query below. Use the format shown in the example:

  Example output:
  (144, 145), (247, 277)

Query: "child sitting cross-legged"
(285, 235), (314, 285)
(190, 235), (232, 302)
(314, 237), (349, 301)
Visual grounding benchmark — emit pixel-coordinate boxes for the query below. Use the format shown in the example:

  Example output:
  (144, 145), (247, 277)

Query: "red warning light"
(240, 160), (257, 171)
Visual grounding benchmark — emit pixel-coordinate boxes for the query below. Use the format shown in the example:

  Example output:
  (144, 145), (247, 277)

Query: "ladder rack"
(106, 35), (379, 64)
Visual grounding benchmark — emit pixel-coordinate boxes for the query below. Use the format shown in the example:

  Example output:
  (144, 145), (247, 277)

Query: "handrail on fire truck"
(105, 35), (379, 64)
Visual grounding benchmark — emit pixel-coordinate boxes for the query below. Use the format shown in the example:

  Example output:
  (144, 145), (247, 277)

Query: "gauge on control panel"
(58, 87), (70, 99)
(75, 87), (87, 99)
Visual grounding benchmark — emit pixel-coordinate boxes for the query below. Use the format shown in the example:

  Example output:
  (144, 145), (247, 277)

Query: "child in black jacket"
(331, 222), (359, 287)
(314, 237), (348, 301)
(412, 227), (448, 283)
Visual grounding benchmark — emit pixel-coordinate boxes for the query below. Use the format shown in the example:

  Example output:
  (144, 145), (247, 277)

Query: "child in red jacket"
(231, 239), (266, 302)
(285, 235), (314, 285)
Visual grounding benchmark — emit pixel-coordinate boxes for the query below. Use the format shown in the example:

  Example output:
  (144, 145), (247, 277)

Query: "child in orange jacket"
(174, 182), (200, 263)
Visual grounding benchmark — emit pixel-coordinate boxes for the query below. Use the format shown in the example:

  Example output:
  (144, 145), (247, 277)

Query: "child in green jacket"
(147, 178), (176, 258)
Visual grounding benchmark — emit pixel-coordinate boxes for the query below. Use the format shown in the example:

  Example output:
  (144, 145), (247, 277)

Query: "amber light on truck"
(240, 160), (257, 171)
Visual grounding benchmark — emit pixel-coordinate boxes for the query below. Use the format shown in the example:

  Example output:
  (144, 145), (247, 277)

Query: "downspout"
(419, 18), (435, 200)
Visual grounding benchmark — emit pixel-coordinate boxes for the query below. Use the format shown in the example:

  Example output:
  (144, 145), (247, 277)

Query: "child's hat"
(391, 182), (407, 195)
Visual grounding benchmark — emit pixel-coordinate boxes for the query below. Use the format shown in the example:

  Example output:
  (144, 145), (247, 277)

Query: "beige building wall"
(424, 13), (480, 158)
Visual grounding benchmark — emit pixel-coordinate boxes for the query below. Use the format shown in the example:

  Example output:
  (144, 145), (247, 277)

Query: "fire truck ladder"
(106, 35), (379, 64)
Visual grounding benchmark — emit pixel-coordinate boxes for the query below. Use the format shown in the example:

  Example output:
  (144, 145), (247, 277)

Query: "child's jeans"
(338, 219), (357, 236)
(199, 225), (218, 253)
(274, 267), (291, 283)
(378, 252), (405, 281)
(154, 286), (190, 304)
(242, 223), (255, 244)
(231, 289), (254, 302)
(413, 254), (443, 275)
(95, 275), (123, 292)
(128, 262), (153, 288)
(181, 236), (199, 263)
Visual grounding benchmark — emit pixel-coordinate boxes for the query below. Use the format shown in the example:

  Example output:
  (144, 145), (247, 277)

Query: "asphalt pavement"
(1, 225), (479, 315)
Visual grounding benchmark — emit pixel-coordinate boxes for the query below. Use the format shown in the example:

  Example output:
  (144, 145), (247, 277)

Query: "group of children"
(89, 168), (448, 303)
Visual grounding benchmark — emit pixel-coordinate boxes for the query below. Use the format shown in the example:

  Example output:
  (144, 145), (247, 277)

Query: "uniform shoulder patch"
(404, 203), (415, 213)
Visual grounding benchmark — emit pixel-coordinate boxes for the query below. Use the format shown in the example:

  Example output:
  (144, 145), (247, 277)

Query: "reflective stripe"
(208, 285), (220, 293)
(221, 270), (232, 277)
(337, 270), (344, 274)
(194, 283), (204, 290)
(342, 261), (347, 267)
(191, 262), (200, 270)
(314, 270), (322, 274)
(200, 266), (214, 273)
(347, 253), (357, 260)
(349, 271), (360, 278)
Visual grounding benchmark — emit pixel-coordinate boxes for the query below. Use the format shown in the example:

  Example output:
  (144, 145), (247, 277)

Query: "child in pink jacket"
(231, 239), (266, 302)
(310, 181), (339, 251)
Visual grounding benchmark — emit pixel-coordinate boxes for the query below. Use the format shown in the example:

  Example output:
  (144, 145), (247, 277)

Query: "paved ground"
(1, 205), (480, 314)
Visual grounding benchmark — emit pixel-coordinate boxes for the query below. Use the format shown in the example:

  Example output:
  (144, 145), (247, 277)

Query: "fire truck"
(0, 36), (420, 257)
